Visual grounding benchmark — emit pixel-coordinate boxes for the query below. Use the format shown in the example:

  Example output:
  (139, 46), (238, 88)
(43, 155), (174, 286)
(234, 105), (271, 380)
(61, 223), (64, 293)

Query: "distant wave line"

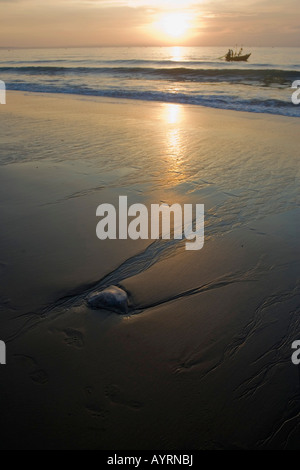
(0, 66), (299, 85)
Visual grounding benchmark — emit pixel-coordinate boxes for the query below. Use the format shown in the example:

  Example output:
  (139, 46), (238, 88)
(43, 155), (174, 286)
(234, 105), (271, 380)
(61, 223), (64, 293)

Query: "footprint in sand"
(63, 328), (85, 348)
(84, 386), (110, 432)
(48, 326), (85, 349)
(13, 354), (49, 385)
(30, 369), (49, 384)
(105, 383), (142, 410)
(86, 405), (109, 420)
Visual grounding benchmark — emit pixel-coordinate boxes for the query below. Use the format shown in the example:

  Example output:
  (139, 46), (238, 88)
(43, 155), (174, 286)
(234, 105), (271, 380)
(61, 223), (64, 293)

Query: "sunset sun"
(158, 12), (190, 39)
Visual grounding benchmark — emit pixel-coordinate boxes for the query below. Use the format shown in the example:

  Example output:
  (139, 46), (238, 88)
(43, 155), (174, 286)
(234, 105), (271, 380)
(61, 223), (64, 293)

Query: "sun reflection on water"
(170, 46), (184, 62)
(165, 103), (181, 124)
(161, 103), (186, 182)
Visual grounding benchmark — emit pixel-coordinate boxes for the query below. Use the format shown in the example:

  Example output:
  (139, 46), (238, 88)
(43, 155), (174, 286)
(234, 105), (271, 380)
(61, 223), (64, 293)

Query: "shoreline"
(4, 89), (300, 121)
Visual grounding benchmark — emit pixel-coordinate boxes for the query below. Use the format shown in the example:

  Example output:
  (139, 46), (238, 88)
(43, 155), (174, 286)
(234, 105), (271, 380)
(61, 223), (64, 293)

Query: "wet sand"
(0, 92), (299, 449)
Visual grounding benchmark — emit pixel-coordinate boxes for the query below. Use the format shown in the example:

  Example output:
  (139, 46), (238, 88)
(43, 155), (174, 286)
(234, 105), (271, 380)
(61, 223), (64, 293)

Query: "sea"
(0, 46), (300, 117)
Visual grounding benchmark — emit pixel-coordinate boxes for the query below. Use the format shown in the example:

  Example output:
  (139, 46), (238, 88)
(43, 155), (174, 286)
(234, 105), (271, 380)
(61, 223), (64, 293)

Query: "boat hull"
(226, 53), (251, 62)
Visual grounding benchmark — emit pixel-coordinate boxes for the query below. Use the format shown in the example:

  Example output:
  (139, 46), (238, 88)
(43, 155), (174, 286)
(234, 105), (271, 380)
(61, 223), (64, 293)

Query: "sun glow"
(158, 12), (190, 39)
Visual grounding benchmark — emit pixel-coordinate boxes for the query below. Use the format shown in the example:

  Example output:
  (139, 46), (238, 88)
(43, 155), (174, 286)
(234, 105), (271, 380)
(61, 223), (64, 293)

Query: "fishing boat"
(224, 48), (251, 62)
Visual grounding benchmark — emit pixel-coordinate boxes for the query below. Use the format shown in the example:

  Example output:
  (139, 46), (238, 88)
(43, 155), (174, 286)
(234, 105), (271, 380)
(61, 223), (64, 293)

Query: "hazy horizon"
(0, 0), (299, 48)
(1, 45), (300, 50)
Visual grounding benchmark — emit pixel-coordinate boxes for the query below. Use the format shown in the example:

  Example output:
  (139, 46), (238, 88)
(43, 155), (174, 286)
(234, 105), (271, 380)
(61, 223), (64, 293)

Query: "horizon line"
(1, 45), (300, 49)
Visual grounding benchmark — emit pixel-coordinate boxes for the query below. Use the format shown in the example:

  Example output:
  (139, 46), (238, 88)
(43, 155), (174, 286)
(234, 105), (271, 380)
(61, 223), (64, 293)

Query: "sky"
(0, 0), (299, 47)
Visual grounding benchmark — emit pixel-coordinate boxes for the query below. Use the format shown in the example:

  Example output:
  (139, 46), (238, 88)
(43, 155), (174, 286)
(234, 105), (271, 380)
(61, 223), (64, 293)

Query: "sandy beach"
(0, 91), (299, 449)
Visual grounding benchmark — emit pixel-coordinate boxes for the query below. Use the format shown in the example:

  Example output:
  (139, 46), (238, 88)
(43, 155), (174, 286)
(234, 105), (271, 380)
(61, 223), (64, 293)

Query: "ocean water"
(0, 46), (300, 117)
